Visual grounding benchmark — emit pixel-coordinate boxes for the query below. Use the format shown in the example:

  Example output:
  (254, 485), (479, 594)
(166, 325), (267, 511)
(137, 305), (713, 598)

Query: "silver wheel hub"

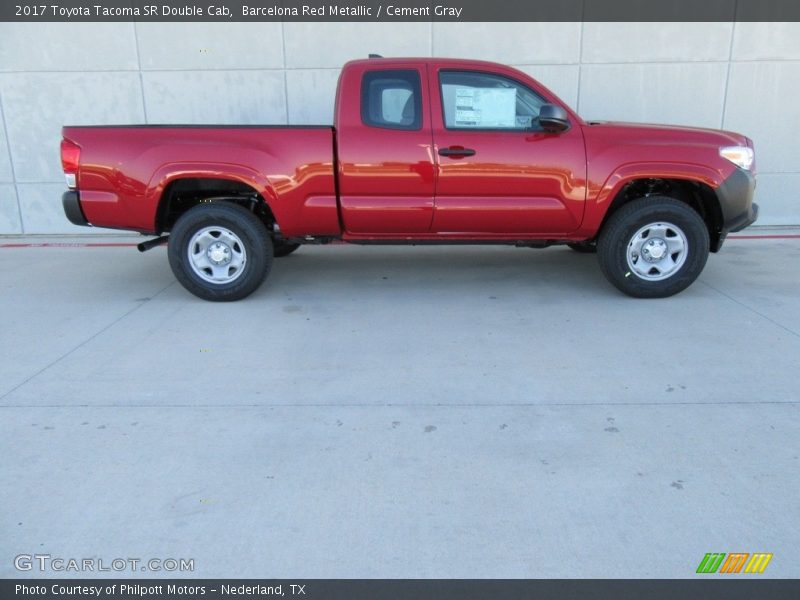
(626, 222), (688, 282)
(641, 238), (668, 262)
(207, 242), (232, 265)
(187, 226), (247, 284)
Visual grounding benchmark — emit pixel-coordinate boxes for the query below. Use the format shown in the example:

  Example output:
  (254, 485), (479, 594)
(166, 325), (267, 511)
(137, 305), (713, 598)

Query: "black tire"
(567, 241), (597, 253)
(273, 240), (301, 258)
(597, 196), (710, 298)
(168, 203), (273, 301)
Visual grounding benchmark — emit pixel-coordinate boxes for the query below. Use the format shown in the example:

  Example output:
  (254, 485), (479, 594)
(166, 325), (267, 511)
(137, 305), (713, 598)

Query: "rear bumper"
(62, 190), (89, 226)
(713, 168), (758, 250)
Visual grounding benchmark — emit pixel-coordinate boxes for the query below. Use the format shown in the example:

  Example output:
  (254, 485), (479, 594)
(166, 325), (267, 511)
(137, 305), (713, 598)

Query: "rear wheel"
(168, 203), (273, 301)
(597, 196), (709, 298)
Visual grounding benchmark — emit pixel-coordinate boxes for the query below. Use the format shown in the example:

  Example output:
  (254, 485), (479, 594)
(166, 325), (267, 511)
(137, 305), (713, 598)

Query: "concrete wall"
(0, 21), (798, 234)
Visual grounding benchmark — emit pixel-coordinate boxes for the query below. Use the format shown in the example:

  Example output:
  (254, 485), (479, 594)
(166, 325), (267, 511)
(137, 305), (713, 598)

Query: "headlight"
(719, 146), (754, 170)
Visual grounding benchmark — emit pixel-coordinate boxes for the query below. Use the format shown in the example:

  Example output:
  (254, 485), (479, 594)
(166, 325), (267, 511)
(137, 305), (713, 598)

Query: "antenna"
(368, 54), (383, 59)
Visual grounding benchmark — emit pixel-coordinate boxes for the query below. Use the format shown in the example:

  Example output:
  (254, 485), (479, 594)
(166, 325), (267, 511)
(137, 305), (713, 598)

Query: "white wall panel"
(284, 23), (429, 68)
(579, 63), (728, 128)
(0, 23), (137, 72)
(724, 61), (800, 174)
(142, 70), (286, 124)
(433, 23), (581, 64)
(732, 23), (800, 60)
(0, 99), (13, 182)
(0, 184), (22, 234)
(0, 72), (144, 183)
(750, 174), (800, 225)
(136, 23), (284, 70)
(581, 22), (732, 63)
(0, 22), (796, 231)
(286, 69), (340, 125)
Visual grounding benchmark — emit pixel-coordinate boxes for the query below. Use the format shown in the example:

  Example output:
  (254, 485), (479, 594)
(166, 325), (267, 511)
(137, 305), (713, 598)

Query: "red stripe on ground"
(0, 242), (138, 248)
(727, 234), (800, 239)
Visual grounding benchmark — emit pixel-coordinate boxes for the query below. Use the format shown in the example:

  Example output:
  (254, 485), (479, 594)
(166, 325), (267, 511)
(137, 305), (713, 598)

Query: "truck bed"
(62, 125), (339, 236)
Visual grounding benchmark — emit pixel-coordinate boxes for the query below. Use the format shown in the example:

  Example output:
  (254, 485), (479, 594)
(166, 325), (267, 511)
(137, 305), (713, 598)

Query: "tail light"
(60, 139), (81, 189)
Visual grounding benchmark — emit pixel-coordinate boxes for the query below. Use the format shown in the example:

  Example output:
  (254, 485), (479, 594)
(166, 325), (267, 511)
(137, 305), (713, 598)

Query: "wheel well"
(155, 178), (276, 233)
(601, 178), (724, 251)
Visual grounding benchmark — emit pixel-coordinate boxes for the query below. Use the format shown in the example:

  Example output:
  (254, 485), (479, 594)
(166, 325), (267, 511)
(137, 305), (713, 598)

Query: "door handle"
(438, 146), (476, 158)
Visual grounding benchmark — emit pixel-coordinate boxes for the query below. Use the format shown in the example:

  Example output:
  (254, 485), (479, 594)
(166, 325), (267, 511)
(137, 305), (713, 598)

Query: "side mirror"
(539, 104), (570, 133)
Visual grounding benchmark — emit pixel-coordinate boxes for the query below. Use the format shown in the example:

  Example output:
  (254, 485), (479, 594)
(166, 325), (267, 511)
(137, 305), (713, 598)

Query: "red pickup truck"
(61, 57), (758, 301)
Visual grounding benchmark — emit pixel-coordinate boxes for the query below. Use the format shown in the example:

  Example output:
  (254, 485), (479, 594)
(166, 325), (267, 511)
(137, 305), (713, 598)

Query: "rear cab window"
(361, 69), (422, 130)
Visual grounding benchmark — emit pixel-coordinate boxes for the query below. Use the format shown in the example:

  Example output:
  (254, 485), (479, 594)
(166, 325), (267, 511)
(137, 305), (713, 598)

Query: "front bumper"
(713, 168), (758, 250)
(728, 201), (759, 233)
(62, 190), (89, 226)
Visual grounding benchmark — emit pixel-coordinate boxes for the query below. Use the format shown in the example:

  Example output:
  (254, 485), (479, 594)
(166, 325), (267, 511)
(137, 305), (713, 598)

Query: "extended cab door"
(335, 62), (436, 234)
(429, 66), (586, 235)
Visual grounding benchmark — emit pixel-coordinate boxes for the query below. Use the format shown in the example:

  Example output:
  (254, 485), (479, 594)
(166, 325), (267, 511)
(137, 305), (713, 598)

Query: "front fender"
(578, 161), (729, 237)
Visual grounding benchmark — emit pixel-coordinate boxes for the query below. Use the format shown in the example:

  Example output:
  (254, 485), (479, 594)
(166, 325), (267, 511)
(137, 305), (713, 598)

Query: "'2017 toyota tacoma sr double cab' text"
(61, 56), (758, 301)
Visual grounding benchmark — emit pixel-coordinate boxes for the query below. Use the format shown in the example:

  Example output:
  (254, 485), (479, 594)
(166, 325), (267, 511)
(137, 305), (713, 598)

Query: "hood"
(584, 121), (750, 148)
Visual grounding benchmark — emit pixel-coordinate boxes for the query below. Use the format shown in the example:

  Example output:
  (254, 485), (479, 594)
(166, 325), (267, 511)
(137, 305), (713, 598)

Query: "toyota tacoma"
(61, 56), (758, 301)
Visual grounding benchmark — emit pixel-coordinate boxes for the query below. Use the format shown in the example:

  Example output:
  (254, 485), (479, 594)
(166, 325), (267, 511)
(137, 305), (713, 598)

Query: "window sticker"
(453, 87), (517, 128)
(515, 115), (532, 128)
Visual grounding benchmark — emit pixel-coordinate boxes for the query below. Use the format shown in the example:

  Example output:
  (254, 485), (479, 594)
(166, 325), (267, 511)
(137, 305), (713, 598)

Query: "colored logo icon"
(696, 553), (773, 574)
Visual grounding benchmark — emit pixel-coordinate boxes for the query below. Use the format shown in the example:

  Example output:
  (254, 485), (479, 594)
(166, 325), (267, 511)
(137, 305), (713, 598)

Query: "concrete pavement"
(1, 232), (798, 577)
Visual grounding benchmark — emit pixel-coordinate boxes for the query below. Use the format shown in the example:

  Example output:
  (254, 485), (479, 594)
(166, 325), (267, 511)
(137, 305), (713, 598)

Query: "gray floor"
(1, 233), (798, 578)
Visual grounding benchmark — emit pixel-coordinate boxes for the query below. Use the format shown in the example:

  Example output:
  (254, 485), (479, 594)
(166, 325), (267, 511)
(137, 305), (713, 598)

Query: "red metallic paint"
(62, 57), (749, 242)
(335, 61), (437, 234)
(62, 126), (339, 236)
(428, 61), (587, 236)
(576, 121), (746, 238)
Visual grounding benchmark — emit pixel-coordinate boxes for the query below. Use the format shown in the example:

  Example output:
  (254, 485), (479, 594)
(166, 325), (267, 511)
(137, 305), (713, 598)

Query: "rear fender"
(146, 162), (277, 231)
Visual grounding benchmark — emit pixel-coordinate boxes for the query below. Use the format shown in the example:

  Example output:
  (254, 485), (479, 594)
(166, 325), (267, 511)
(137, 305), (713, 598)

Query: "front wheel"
(597, 196), (710, 298)
(168, 202), (273, 301)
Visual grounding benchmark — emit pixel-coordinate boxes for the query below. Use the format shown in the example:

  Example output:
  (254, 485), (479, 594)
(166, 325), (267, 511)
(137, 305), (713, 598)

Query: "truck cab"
(335, 58), (587, 238)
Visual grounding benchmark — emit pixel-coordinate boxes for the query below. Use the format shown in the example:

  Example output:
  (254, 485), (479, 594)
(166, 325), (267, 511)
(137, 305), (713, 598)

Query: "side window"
(361, 70), (422, 130)
(439, 70), (547, 131)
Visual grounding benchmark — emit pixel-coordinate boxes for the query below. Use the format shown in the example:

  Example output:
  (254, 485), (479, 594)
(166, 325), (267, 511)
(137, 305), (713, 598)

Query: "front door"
(430, 68), (586, 235)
